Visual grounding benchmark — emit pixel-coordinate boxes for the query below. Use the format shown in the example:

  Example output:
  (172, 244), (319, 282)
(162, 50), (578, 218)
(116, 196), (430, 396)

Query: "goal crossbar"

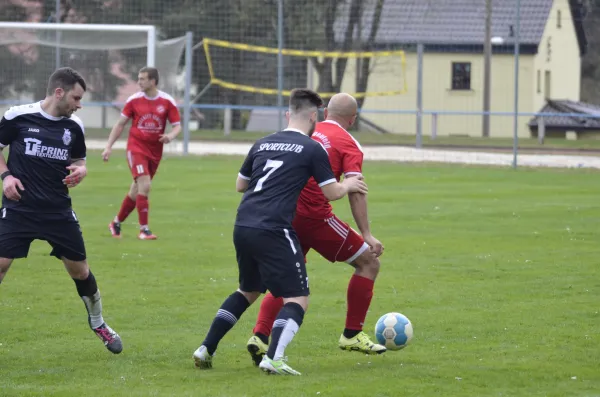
(0, 22), (157, 66)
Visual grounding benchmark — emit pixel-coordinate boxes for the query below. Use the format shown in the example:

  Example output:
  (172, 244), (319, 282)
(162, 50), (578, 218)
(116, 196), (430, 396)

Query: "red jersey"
(121, 90), (181, 161)
(296, 120), (364, 219)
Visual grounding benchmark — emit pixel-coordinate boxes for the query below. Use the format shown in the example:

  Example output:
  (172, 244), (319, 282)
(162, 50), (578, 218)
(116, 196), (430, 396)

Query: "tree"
(352, 0), (386, 113)
(308, 0), (386, 111)
(1, 0), (387, 129)
(581, 0), (600, 103)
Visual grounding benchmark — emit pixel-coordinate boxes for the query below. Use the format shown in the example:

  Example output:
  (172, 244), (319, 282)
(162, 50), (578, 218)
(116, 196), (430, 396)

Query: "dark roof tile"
(335, 0), (584, 50)
(529, 99), (600, 129)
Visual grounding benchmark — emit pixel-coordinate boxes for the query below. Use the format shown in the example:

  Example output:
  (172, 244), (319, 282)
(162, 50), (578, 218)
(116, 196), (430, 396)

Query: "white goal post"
(0, 22), (157, 66)
(0, 22), (195, 154)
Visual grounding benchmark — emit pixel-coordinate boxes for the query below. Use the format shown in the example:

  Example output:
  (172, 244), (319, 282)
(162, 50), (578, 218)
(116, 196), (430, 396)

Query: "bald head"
(327, 93), (357, 117)
(325, 93), (358, 128)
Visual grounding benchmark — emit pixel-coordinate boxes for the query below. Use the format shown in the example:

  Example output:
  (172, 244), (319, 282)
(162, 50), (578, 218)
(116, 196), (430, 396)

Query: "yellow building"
(335, 0), (587, 138)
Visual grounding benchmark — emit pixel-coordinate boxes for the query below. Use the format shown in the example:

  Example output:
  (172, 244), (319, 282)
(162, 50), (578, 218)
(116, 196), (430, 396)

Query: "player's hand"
(343, 175), (368, 195)
(2, 175), (24, 201)
(63, 165), (87, 188)
(158, 133), (174, 144)
(364, 234), (384, 257)
(101, 148), (111, 162)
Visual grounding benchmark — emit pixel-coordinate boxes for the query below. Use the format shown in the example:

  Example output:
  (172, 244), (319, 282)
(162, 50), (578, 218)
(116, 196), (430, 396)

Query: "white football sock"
(274, 319), (300, 361)
(82, 290), (104, 329)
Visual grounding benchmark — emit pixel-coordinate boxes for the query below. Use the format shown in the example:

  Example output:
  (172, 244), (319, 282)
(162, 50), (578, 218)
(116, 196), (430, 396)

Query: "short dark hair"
(46, 67), (86, 95)
(139, 66), (159, 85)
(289, 88), (323, 112)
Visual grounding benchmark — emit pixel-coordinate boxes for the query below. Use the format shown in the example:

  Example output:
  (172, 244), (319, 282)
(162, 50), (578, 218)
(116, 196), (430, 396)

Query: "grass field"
(1, 153), (600, 396)
(85, 127), (600, 152)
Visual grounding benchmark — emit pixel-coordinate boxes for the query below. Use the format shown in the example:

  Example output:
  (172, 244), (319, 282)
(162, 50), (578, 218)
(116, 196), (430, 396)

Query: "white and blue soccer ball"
(374, 312), (413, 350)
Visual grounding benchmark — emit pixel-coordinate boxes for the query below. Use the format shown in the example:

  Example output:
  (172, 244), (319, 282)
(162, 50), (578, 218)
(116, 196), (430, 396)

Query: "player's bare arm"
(0, 148), (24, 201)
(63, 158), (87, 188)
(236, 174), (250, 193)
(102, 115), (130, 161)
(320, 175), (368, 201)
(346, 180), (384, 256)
(158, 123), (181, 144)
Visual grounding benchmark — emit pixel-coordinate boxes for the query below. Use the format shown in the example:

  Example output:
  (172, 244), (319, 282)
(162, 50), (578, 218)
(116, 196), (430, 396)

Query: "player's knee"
(237, 289), (261, 304)
(283, 296), (309, 312)
(354, 250), (380, 276)
(141, 182), (151, 195)
(136, 177), (151, 196)
(128, 182), (138, 198)
(63, 258), (90, 279)
(68, 267), (89, 280)
(0, 258), (13, 274)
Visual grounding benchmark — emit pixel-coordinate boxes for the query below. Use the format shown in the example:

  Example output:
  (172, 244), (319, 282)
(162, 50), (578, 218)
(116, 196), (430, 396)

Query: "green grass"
(85, 127), (600, 152)
(1, 154), (600, 396)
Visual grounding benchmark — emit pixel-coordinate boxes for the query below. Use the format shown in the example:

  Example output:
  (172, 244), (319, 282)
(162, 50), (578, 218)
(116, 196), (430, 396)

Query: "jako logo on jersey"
(24, 138), (68, 160)
(156, 105), (165, 114)
(137, 114), (164, 132)
(257, 142), (304, 153)
(28, 128), (40, 133)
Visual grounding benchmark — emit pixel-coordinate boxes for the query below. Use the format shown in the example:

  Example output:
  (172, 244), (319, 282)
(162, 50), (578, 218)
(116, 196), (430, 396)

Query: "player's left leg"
(47, 212), (123, 354)
(0, 257), (14, 284)
(258, 228), (308, 375)
(136, 157), (161, 240)
(337, 248), (385, 354)
(247, 219), (311, 365)
(62, 257), (123, 354)
(109, 181), (137, 238)
(110, 151), (144, 238)
(308, 215), (385, 354)
(193, 225), (263, 369)
(121, 151), (157, 239)
(247, 292), (281, 365)
(134, 174), (156, 239)
(193, 288), (261, 369)
(259, 295), (306, 376)
(0, 209), (37, 284)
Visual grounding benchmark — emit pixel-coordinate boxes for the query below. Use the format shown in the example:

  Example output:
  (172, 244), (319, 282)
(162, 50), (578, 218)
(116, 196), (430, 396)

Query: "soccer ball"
(374, 312), (413, 350)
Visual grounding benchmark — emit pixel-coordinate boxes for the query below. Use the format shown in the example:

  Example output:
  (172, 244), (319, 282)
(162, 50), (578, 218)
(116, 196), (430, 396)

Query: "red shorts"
(292, 214), (369, 263)
(127, 151), (160, 179)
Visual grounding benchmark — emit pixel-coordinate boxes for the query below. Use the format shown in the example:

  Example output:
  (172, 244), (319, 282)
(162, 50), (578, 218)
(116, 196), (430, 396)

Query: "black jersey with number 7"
(235, 128), (336, 230)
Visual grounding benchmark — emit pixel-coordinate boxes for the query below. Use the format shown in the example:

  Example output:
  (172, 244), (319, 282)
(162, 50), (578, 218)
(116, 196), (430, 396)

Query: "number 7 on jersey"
(254, 159), (283, 192)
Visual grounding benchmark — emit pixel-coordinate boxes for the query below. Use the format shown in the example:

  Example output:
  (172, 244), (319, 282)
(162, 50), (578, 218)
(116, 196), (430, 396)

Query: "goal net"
(0, 22), (186, 131)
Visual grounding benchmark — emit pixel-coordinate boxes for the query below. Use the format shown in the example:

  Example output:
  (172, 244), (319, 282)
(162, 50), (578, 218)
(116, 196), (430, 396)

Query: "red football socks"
(136, 194), (149, 227)
(117, 195), (136, 223)
(345, 274), (375, 331)
(254, 276), (375, 339)
(253, 292), (284, 337)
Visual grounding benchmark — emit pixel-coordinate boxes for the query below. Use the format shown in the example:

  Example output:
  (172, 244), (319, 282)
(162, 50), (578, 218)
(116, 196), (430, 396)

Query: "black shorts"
(234, 225), (309, 298)
(0, 208), (87, 261)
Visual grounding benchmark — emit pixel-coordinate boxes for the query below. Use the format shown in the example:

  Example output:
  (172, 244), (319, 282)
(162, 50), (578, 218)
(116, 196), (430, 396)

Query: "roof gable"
(335, 0), (586, 54)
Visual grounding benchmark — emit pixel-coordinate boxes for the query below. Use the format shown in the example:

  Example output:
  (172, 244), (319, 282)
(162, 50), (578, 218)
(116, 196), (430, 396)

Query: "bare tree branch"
(356, 0), (385, 110)
(333, 0), (362, 91)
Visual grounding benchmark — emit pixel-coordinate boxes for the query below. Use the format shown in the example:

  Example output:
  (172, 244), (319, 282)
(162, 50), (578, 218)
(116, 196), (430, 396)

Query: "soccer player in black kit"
(193, 89), (368, 375)
(0, 67), (122, 354)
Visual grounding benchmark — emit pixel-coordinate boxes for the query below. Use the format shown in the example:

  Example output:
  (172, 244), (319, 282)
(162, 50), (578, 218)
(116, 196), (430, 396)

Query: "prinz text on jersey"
(257, 142), (304, 153)
(23, 137), (69, 160)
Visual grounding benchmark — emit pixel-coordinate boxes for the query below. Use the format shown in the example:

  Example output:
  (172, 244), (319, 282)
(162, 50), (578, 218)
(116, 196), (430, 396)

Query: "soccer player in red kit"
(246, 93), (386, 364)
(102, 67), (181, 240)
